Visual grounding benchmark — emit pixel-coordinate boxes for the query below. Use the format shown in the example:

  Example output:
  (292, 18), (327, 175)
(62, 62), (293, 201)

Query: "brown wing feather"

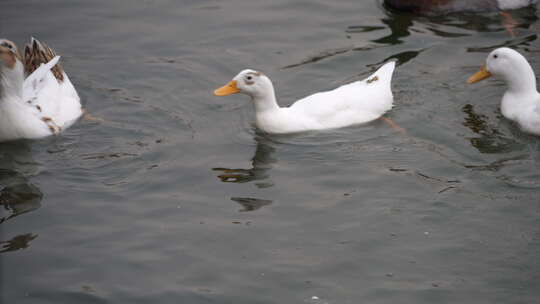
(23, 39), (64, 82)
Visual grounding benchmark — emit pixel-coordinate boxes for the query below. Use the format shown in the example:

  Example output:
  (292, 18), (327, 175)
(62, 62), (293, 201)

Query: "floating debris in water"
(306, 295), (330, 304)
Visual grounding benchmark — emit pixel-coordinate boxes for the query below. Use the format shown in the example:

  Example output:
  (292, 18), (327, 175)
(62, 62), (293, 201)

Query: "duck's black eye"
(493, 54), (498, 59)
(246, 76), (252, 81)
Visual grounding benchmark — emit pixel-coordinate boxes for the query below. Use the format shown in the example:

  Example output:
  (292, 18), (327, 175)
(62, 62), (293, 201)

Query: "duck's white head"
(214, 69), (275, 98)
(0, 39), (22, 71)
(0, 39), (24, 98)
(214, 69), (280, 113)
(468, 47), (537, 93)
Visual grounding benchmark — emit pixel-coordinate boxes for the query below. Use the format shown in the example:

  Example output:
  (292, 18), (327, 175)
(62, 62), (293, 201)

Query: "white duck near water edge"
(0, 38), (82, 142)
(468, 47), (540, 136)
(214, 61), (396, 134)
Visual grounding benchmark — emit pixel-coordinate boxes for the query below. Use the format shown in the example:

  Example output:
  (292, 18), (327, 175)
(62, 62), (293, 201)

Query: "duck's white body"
(0, 38), (82, 142)
(214, 62), (396, 134)
(468, 47), (540, 136)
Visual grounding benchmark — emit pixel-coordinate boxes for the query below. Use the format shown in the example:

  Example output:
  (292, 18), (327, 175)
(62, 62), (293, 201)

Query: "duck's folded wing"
(23, 38), (82, 127)
(23, 55), (60, 102)
(22, 56), (63, 116)
(290, 62), (395, 124)
(23, 38), (70, 115)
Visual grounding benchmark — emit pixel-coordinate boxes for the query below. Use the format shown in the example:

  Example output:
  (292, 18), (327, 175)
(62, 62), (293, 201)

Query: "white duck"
(214, 61), (396, 134)
(0, 38), (82, 142)
(468, 47), (540, 136)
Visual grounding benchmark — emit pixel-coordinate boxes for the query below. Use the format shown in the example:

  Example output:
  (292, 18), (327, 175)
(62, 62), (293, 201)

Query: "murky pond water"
(1, 1), (540, 303)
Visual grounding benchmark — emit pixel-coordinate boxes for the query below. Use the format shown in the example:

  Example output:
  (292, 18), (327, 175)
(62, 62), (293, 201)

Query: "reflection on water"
(464, 155), (529, 171)
(460, 106), (539, 188)
(0, 142), (43, 253)
(466, 33), (538, 52)
(230, 197), (273, 212)
(293, 6), (538, 71)
(349, 11), (414, 45)
(285, 5), (537, 73)
(461, 104), (524, 154)
(213, 135), (276, 189)
(0, 233), (38, 253)
(0, 168), (42, 253)
(282, 46), (358, 69)
(0, 169), (43, 223)
(351, 6), (538, 45)
(213, 134), (278, 211)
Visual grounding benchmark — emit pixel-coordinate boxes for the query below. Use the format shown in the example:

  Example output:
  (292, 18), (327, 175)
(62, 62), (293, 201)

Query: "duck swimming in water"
(214, 62), (396, 134)
(0, 38), (82, 142)
(468, 48), (540, 136)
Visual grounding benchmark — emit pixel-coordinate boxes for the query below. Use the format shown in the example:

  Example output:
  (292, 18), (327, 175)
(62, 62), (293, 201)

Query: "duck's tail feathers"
(24, 37), (64, 82)
(365, 60), (396, 87)
(375, 61), (396, 78)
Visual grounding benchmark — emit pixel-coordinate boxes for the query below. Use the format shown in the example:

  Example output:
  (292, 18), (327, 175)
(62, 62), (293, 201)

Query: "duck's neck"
(0, 62), (24, 101)
(502, 61), (537, 95)
(251, 87), (280, 114)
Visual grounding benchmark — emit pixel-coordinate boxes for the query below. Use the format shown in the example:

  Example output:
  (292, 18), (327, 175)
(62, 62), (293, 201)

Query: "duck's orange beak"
(467, 65), (492, 84)
(214, 80), (240, 96)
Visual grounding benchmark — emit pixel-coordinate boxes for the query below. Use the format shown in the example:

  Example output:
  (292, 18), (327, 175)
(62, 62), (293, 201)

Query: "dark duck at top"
(383, 0), (538, 14)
